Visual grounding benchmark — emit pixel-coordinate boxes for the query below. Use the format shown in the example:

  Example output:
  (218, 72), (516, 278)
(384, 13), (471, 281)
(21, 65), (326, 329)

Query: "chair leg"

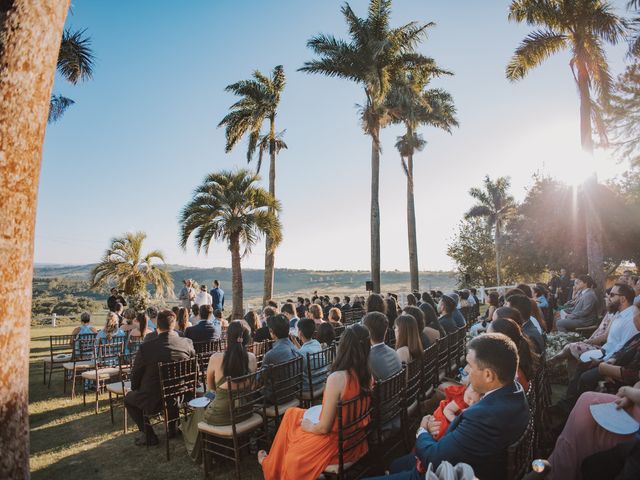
(123, 399), (128, 433)
(63, 369), (67, 394)
(165, 416), (170, 461)
(109, 392), (114, 425)
(232, 433), (241, 480)
(47, 363), (54, 388)
(82, 376), (87, 406)
(94, 380), (99, 414)
(202, 433), (209, 479)
(43, 362), (47, 385)
(72, 369), (78, 399)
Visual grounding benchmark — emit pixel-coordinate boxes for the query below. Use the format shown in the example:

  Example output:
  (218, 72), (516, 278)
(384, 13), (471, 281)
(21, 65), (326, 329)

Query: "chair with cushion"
(43, 334), (73, 387)
(63, 332), (96, 398)
(82, 337), (126, 413)
(106, 352), (134, 432)
(264, 356), (304, 430)
(154, 357), (198, 460)
(199, 370), (268, 480)
(302, 345), (335, 407)
(248, 339), (273, 369)
(322, 389), (373, 479)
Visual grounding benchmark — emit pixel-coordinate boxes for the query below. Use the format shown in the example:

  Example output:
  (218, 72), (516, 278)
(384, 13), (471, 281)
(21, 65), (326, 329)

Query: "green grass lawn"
(29, 326), (263, 479)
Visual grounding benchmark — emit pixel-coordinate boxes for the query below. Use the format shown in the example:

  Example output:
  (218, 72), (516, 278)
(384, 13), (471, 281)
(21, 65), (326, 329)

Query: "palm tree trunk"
(370, 124), (381, 293)
(0, 1), (70, 477)
(495, 224), (502, 286)
(230, 233), (244, 319)
(577, 62), (593, 154)
(406, 150), (419, 292)
(262, 116), (276, 306)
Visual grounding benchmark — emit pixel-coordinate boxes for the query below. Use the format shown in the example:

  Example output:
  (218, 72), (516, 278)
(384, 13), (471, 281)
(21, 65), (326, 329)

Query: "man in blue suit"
(366, 333), (529, 480)
(210, 279), (224, 312)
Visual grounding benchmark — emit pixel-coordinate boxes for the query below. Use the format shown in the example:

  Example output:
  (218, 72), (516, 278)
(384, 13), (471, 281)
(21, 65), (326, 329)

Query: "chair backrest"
(128, 336), (143, 356)
(421, 343), (439, 392)
(94, 337), (126, 367)
(336, 389), (373, 477)
(249, 339), (273, 368)
(117, 352), (134, 385)
(506, 417), (535, 480)
(404, 358), (421, 408)
(73, 333), (97, 361)
(226, 370), (266, 429)
(436, 335), (451, 377)
(267, 356), (304, 408)
(196, 351), (214, 387)
(158, 357), (198, 407)
(385, 327), (396, 349)
(50, 334), (73, 357)
(334, 324), (346, 341)
(193, 340), (218, 355)
(306, 347), (332, 398)
(371, 367), (405, 444)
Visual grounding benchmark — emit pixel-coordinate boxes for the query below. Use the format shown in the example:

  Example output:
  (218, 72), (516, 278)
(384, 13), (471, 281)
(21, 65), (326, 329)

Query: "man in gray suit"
(363, 312), (402, 381)
(556, 274), (599, 332)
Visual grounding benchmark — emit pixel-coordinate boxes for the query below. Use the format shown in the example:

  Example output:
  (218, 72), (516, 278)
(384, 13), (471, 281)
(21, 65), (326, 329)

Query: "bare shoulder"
(326, 370), (348, 390)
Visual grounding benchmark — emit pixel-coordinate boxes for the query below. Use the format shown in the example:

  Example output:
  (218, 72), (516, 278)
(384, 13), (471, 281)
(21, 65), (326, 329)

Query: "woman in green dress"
(182, 319), (257, 460)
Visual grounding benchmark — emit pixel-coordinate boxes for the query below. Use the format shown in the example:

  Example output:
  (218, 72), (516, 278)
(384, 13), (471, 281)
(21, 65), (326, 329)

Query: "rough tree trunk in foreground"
(406, 152), (419, 292)
(230, 234), (244, 319)
(0, 1), (70, 478)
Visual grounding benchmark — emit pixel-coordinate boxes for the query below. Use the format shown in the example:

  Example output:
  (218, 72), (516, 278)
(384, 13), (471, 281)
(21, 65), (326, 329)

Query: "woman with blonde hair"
(96, 311), (125, 344)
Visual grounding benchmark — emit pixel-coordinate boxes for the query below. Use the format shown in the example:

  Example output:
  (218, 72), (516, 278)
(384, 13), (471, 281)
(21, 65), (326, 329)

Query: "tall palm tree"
(218, 66), (286, 306)
(90, 232), (173, 309)
(300, 0), (448, 293)
(506, 0), (625, 294)
(465, 176), (517, 286)
(179, 170), (282, 318)
(49, 28), (95, 123)
(0, 2), (71, 476)
(389, 71), (458, 291)
(506, 0), (625, 152)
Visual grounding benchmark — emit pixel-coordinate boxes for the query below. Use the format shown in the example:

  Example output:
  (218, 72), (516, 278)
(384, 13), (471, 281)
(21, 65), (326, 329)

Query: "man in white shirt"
(194, 284), (212, 306)
(564, 283), (639, 410)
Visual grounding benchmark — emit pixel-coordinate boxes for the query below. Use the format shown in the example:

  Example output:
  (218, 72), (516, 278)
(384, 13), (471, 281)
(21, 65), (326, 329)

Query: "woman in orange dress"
(259, 324), (373, 480)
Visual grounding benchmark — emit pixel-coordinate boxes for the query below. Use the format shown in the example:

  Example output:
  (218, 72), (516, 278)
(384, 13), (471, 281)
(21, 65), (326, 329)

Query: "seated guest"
(421, 291), (438, 313)
(297, 318), (326, 393)
(506, 294), (545, 354)
(120, 308), (137, 334)
(549, 297), (618, 365)
(340, 296), (351, 313)
(71, 312), (97, 338)
(129, 311), (151, 342)
(403, 305), (432, 348)
(418, 302), (446, 342)
(557, 275), (599, 332)
(366, 334), (529, 480)
(469, 291), (499, 336)
(308, 303), (325, 325)
(394, 314), (423, 364)
(175, 307), (190, 336)
(533, 285), (549, 310)
(146, 306), (159, 331)
(365, 293), (387, 315)
(547, 382), (640, 480)
(261, 314), (302, 402)
(327, 307), (343, 326)
(281, 302), (299, 335)
(188, 303), (199, 325)
(317, 322), (335, 347)
(406, 293), (418, 306)
(181, 320), (257, 460)
(96, 312), (126, 345)
(254, 307), (276, 342)
(213, 308), (228, 329)
(124, 309), (196, 446)
(437, 294), (465, 334)
(184, 304), (220, 344)
(487, 318), (539, 392)
(363, 312), (402, 381)
(259, 324), (373, 478)
(599, 284), (639, 362)
(266, 299), (280, 311)
(244, 310), (261, 338)
(386, 297), (399, 327)
(431, 384), (481, 440)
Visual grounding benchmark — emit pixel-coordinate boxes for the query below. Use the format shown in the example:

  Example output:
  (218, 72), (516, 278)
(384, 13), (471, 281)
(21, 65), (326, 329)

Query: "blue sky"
(36, 0), (632, 272)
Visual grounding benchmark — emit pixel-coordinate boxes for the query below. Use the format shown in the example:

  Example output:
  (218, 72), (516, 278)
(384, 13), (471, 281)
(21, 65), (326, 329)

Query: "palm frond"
(57, 28), (94, 84)
(506, 30), (567, 80)
(48, 95), (75, 123)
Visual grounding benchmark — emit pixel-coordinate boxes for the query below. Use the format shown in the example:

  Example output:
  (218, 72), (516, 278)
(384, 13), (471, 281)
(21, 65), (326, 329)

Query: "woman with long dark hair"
(259, 324), (373, 478)
(385, 296), (399, 327)
(394, 314), (423, 363)
(487, 318), (539, 391)
(365, 293), (387, 315)
(181, 320), (257, 459)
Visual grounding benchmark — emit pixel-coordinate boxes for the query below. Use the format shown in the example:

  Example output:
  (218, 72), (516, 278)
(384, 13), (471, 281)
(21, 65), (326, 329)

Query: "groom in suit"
(366, 333), (529, 480)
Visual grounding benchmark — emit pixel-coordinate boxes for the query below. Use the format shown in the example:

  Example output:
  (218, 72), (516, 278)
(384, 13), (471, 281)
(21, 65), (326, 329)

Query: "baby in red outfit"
(431, 384), (481, 440)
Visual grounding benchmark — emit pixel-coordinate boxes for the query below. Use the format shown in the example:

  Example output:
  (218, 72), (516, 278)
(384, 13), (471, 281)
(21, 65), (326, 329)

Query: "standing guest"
(259, 324), (373, 479)
(261, 314), (302, 402)
(394, 314), (423, 364)
(386, 296), (400, 328)
(175, 307), (190, 336)
(363, 312), (402, 381)
(244, 310), (261, 338)
(327, 307), (343, 326)
(403, 305), (433, 348)
(194, 284), (212, 306)
(308, 303), (325, 325)
(185, 304), (219, 343)
(437, 294), (465, 334)
(178, 279), (195, 309)
(365, 334), (529, 480)
(281, 302), (299, 335)
(107, 287), (127, 312)
(188, 303), (199, 325)
(317, 322), (336, 347)
(487, 318), (539, 392)
(210, 280), (224, 311)
(557, 275), (598, 332)
(124, 310), (196, 446)
(96, 312), (126, 345)
(146, 306), (159, 331)
(506, 294), (545, 354)
(181, 320), (257, 459)
(365, 293), (387, 315)
(297, 318), (326, 393)
(559, 268), (572, 305)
